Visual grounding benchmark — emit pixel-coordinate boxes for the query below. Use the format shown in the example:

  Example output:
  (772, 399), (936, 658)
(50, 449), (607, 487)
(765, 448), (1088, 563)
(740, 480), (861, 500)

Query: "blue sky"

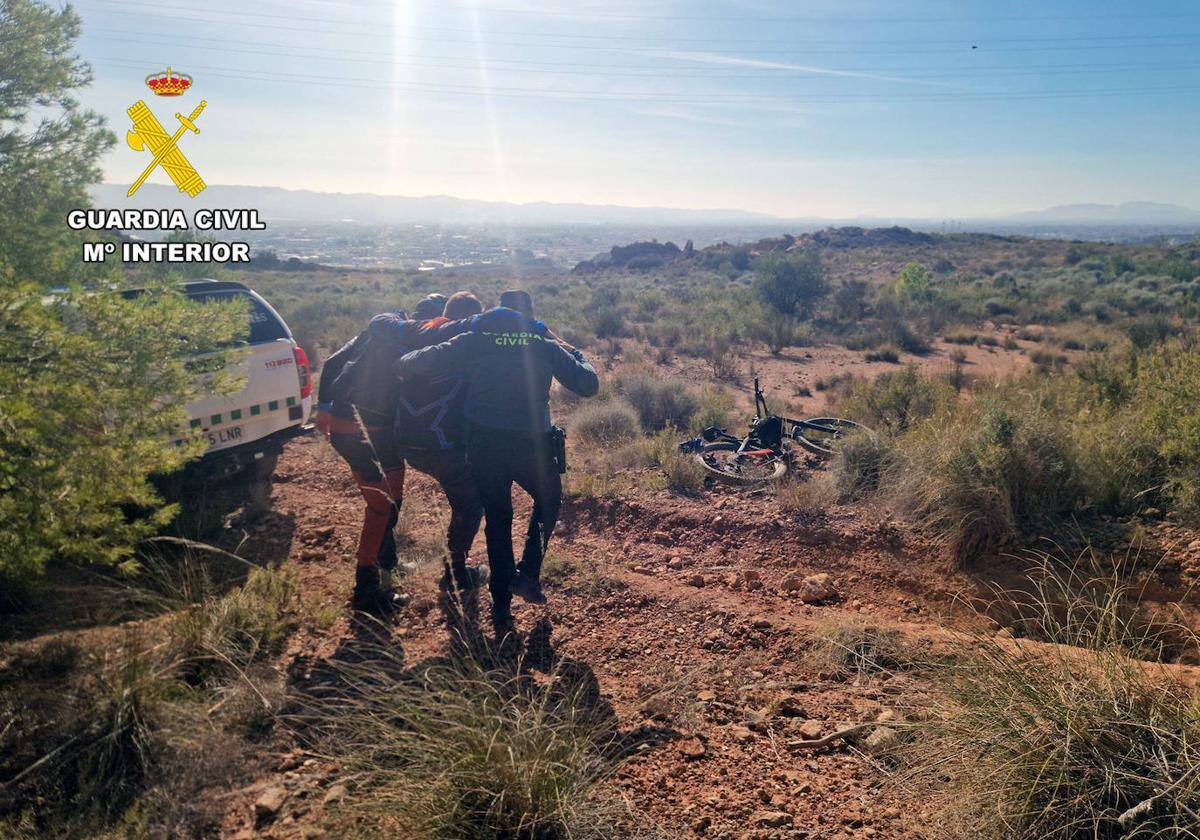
(72, 0), (1200, 218)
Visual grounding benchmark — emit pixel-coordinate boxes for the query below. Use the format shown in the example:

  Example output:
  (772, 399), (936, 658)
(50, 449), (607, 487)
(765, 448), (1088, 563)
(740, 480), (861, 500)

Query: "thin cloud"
(653, 50), (962, 88)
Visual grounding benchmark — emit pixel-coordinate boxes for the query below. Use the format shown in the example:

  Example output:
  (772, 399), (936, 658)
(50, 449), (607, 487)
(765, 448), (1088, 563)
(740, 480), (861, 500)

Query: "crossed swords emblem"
(125, 99), (208, 197)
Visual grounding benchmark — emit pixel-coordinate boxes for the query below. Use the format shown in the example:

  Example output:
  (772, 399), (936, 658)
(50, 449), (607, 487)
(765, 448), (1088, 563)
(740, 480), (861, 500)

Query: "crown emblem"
(145, 67), (192, 97)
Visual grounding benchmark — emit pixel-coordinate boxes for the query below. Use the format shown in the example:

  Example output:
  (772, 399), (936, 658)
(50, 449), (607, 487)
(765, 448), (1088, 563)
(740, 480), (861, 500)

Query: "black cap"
(412, 293), (447, 320)
(499, 289), (533, 318)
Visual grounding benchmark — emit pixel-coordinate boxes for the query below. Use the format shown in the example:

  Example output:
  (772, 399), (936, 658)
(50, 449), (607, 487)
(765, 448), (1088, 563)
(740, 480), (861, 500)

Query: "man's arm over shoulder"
(395, 331), (477, 381)
(410, 315), (476, 350)
(546, 340), (599, 397)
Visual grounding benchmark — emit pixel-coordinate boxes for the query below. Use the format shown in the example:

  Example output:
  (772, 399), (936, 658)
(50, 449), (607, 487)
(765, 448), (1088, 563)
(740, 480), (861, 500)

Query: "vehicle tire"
(244, 449), (280, 520)
(792, 418), (871, 458)
(694, 441), (789, 484)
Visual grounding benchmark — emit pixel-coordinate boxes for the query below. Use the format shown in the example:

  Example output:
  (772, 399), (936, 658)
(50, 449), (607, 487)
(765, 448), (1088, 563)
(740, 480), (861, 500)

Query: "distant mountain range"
(89, 183), (1200, 229)
(90, 183), (776, 226)
(1007, 202), (1200, 224)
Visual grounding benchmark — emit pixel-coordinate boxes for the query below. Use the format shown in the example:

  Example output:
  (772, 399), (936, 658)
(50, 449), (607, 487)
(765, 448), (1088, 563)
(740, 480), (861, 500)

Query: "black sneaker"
(510, 575), (547, 605)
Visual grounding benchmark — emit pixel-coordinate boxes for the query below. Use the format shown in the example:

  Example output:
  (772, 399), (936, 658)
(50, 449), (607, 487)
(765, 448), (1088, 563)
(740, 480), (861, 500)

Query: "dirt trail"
(210, 438), (946, 838)
(214, 435), (1196, 839)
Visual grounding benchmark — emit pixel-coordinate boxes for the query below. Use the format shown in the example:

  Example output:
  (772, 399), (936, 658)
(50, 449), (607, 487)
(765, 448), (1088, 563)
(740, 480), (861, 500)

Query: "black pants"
(466, 426), (561, 618)
(400, 445), (483, 572)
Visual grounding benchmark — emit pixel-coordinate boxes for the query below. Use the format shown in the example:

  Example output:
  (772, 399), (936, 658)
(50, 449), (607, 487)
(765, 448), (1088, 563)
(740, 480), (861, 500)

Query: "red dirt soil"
(207, 418), (1199, 839)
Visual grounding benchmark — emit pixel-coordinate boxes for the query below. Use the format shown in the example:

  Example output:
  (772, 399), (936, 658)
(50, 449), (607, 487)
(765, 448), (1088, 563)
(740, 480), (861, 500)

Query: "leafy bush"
(836, 365), (954, 435)
(752, 311), (799, 355)
(894, 260), (932, 302)
(616, 374), (698, 431)
(570, 400), (640, 445)
(694, 386), (736, 430)
(894, 401), (1082, 565)
(685, 332), (740, 380)
(590, 306), (625, 339)
(752, 249), (828, 318)
(864, 346), (901, 363)
(0, 285), (245, 593)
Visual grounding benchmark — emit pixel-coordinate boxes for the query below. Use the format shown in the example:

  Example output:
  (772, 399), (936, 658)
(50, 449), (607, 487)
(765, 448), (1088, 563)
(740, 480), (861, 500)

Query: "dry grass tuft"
(298, 650), (664, 839)
(902, 555), (1200, 839)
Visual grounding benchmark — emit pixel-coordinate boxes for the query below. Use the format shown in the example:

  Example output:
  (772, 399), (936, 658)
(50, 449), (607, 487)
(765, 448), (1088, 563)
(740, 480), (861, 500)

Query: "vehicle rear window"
(187, 290), (289, 344)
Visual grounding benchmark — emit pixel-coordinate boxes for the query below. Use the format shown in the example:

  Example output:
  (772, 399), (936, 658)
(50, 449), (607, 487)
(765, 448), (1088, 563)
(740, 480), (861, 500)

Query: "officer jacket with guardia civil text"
(394, 307), (599, 435)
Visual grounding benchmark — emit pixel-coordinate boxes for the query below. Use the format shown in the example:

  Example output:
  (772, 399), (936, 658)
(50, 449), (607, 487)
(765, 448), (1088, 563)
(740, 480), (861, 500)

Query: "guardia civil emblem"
(125, 68), (206, 197)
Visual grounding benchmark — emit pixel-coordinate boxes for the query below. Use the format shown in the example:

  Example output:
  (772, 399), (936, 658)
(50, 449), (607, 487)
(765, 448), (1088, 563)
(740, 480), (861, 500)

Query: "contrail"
(652, 50), (963, 88)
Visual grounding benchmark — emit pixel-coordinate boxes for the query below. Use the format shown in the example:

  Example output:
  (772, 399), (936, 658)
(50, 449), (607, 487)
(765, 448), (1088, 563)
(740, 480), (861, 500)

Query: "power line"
(78, 0), (1200, 45)
(84, 0), (1200, 25)
(82, 29), (1200, 81)
(94, 56), (1200, 105)
(74, 1), (1200, 55)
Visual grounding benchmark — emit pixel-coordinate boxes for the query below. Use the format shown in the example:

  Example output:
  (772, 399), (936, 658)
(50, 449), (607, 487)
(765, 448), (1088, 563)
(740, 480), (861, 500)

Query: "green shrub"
(752, 249), (828, 318)
(1124, 316), (1178, 349)
(694, 386), (736, 430)
(628, 427), (705, 493)
(894, 400), (1082, 565)
(752, 311), (799, 355)
(616, 374), (698, 431)
(864, 346), (901, 363)
(570, 400), (640, 444)
(836, 365), (955, 435)
(894, 260), (932, 302)
(944, 331), (979, 345)
(0, 285), (245, 594)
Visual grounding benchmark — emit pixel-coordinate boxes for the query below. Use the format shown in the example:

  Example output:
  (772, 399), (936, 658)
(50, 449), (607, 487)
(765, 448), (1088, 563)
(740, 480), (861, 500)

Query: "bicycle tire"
(694, 441), (789, 484)
(792, 417), (870, 457)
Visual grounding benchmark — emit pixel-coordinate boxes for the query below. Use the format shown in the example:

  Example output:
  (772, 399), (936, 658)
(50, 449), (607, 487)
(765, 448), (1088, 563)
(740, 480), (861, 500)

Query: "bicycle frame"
(754, 378), (848, 446)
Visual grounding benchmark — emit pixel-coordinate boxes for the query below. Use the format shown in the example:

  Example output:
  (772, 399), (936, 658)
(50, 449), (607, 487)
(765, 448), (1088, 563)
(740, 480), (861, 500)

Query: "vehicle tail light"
(293, 346), (312, 398)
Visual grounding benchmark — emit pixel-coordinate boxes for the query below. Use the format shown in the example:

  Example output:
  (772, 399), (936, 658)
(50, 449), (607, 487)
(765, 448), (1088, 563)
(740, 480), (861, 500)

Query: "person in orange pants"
(314, 294), (480, 615)
(315, 337), (410, 615)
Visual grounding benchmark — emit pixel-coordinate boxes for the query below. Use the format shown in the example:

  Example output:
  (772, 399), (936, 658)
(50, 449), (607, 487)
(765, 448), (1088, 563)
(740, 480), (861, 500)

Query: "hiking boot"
(352, 567), (407, 617)
(439, 564), (485, 593)
(510, 574), (547, 605)
(492, 610), (517, 638)
(455, 565), (486, 592)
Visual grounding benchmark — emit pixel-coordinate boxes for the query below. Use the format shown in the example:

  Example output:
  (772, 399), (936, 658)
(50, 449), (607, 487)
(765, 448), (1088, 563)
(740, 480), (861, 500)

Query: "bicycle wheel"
(694, 442), (789, 484)
(792, 417), (871, 457)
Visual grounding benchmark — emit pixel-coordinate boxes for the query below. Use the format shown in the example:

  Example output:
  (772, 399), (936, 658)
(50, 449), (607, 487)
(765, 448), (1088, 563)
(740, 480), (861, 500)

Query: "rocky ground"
(214, 437), (931, 839)
(202, 421), (1200, 839)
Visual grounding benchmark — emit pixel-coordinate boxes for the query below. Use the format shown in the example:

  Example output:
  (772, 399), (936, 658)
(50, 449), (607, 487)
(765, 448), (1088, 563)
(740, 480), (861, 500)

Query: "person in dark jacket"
(314, 295), (476, 615)
(389, 291), (486, 593)
(395, 291), (599, 634)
